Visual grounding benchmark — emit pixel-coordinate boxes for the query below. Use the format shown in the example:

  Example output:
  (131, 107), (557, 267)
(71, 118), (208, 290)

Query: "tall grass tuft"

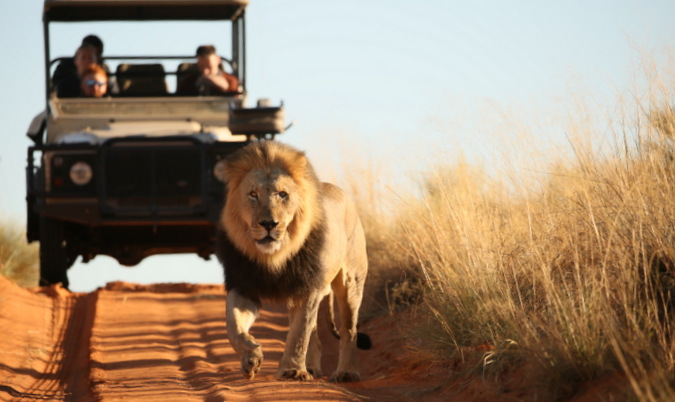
(338, 160), (422, 317)
(386, 68), (675, 399)
(0, 220), (39, 288)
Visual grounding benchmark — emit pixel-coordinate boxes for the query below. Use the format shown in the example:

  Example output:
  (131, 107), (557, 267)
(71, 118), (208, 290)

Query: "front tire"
(39, 218), (75, 288)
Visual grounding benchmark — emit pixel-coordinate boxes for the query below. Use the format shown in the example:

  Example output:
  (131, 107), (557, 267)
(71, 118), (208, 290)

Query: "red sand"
(0, 276), (450, 401)
(0, 276), (630, 401)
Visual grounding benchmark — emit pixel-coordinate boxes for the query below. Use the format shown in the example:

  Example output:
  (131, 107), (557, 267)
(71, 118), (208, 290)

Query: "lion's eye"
(249, 191), (258, 199)
(278, 191), (288, 199)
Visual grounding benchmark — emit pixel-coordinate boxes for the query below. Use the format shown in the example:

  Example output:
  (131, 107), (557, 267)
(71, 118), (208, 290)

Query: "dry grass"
(353, 61), (675, 399)
(0, 220), (39, 288)
(336, 160), (422, 318)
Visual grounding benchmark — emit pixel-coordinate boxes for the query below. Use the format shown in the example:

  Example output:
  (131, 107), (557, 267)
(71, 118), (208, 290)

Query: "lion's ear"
(224, 157), (251, 190)
(292, 152), (308, 170)
(284, 152), (311, 183)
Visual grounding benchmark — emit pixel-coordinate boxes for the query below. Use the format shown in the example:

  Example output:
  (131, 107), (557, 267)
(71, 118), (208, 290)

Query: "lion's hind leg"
(306, 294), (334, 378)
(330, 270), (366, 382)
(226, 289), (264, 379)
(306, 325), (322, 378)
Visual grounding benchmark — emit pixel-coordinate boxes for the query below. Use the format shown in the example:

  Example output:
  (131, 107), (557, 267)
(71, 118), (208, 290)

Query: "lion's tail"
(326, 292), (372, 350)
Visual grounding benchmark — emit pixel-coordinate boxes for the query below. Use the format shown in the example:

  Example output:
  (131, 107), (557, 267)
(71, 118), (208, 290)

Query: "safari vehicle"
(26, 0), (285, 287)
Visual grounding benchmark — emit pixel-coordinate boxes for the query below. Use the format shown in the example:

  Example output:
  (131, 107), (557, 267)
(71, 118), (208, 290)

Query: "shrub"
(0, 220), (39, 288)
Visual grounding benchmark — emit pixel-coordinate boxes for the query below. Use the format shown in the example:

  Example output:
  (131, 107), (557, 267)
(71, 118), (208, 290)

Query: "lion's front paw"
(241, 346), (263, 379)
(276, 368), (314, 381)
(330, 370), (361, 382)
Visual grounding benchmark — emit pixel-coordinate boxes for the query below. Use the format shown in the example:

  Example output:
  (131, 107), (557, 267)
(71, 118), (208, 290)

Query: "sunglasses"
(84, 79), (106, 87)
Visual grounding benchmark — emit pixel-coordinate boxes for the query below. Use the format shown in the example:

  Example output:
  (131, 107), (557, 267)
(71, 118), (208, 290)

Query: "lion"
(216, 140), (369, 382)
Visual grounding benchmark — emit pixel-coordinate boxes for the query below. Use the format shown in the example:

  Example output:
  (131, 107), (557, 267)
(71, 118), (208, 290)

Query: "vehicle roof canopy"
(43, 0), (249, 22)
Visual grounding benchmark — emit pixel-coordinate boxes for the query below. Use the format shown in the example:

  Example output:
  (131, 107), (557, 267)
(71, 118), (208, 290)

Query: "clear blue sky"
(1, 1), (673, 291)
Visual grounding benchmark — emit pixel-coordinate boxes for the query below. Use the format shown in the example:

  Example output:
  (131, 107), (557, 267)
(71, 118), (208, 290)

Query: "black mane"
(216, 223), (326, 304)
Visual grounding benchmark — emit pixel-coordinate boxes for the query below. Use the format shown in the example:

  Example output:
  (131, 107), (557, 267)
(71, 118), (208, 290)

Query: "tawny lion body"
(216, 141), (368, 382)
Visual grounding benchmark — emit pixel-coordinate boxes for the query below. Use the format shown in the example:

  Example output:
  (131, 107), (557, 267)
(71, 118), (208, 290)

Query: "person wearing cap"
(52, 35), (104, 89)
(177, 45), (239, 95)
(80, 64), (108, 98)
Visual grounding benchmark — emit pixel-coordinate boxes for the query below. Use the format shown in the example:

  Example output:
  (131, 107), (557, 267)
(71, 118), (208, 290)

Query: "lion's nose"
(259, 220), (278, 231)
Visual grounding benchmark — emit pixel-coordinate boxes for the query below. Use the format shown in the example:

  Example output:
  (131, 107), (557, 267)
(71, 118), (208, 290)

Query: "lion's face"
(221, 141), (322, 269)
(239, 168), (300, 255)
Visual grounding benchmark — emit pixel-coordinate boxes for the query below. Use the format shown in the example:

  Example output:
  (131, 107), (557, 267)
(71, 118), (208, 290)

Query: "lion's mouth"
(255, 234), (282, 254)
(256, 235), (277, 245)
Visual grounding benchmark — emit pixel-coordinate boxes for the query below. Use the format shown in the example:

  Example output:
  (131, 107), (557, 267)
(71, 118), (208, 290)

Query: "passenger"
(80, 65), (108, 98)
(177, 45), (239, 95)
(52, 35), (104, 88)
(55, 44), (100, 98)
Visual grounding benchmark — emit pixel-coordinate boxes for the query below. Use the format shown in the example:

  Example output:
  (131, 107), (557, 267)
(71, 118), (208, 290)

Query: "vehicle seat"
(116, 63), (168, 96)
(176, 62), (199, 88)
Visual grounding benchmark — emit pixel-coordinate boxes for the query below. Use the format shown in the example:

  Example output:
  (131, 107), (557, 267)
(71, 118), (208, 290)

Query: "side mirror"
(27, 110), (47, 145)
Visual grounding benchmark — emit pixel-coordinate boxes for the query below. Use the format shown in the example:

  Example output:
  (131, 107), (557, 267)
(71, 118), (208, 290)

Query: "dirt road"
(0, 276), (448, 401)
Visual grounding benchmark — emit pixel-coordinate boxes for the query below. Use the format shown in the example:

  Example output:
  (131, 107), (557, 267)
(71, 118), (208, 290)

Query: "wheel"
(39, 218), (75, 288)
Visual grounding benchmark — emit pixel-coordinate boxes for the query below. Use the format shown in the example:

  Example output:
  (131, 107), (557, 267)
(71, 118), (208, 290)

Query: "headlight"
(69, 162), (93, 186)
(213, 160), (227, 183)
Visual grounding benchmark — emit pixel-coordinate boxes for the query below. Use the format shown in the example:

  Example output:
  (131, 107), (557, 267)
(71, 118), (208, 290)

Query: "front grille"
(102, 141), (205, 215)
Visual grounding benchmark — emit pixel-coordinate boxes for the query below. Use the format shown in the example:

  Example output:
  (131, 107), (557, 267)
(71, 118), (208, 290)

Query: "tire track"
(0, 278), (57, 400)
(61, 291), (97, 401)
(0, 277), (96, 401)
